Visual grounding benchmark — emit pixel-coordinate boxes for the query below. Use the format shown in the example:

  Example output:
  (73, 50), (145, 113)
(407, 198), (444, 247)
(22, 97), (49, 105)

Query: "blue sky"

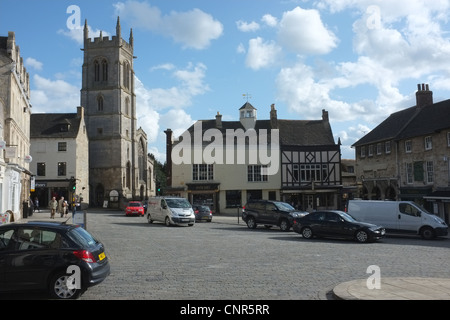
(2, 0), (450, 163)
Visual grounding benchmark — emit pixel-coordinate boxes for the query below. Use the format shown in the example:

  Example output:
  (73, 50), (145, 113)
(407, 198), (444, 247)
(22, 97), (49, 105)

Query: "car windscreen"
(274, 202), (295, 211)
(67, 226), (99, 249)
(128, 203), (141, 207)
(337, 211), (357, 222)
(165, 198), (191, 208)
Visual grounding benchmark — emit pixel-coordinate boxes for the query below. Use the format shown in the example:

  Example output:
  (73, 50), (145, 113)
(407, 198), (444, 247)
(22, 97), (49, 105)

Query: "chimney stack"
(215, 112), (222, 129)
(322, 109), (329, 122)
(416, 83), (433, 108)
(270, 104), (278, 129)
(164, 129), (173, 187)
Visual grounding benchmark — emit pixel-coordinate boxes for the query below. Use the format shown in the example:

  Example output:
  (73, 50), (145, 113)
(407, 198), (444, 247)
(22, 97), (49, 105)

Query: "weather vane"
(242, 93), (252, 102)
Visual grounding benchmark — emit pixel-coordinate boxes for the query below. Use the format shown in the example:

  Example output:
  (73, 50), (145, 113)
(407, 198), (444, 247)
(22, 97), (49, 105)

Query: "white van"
(147, 197), (195, 227)
(347, 200), (448, 239)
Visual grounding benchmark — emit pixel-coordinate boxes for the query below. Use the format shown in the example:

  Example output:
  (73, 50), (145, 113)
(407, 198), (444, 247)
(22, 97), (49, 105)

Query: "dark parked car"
(0, 221), (110, 299)
(242, 200), (308, 231)
(193, 205), (212, 222)
(293, 210), (385, 243)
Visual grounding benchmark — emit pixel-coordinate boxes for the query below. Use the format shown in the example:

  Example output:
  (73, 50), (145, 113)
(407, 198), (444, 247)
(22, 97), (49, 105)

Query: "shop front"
(186, 183), (219, 213)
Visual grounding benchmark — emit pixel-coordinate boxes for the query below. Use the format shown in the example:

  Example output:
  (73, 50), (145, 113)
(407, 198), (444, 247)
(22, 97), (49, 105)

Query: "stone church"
(81, 18), (153, 207)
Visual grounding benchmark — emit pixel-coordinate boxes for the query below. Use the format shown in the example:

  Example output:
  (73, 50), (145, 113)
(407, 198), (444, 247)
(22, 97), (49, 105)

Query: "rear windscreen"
(67, 227), (99, 248)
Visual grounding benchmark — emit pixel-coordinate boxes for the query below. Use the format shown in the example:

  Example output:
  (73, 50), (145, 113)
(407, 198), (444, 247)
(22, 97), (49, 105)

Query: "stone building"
(81, 18), (152, 207)
(352, 84), (450, 223)
(30, 107), (89, 209)
(0, 32), (32, 220)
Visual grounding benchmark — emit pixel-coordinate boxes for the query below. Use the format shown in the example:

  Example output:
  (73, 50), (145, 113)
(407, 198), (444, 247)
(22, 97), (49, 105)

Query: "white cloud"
(25, 57), (43, 71)
(278, 6), (338, 55)
(57, 25), (108, 45)
(31, 75), (79, 113)
(261, 14), (278, 27)
(114, 1), (223, 49)
(236, 20), (260, 32)
(245, 37), (282, 70)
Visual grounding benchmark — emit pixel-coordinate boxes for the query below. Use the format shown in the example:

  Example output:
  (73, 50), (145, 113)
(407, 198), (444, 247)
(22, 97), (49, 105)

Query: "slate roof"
(352, 99), (450, 147)
(30, 113), (81, 138)
(178, 117), (336, 147)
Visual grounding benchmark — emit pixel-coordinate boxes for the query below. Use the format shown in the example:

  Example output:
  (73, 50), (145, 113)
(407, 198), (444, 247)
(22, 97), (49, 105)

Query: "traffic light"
(156, 181), (161, 195)
(69, 176), (76, 191)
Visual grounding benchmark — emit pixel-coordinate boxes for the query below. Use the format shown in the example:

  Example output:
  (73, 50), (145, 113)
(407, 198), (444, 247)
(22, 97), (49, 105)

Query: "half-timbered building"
(166, 103), (342, 214)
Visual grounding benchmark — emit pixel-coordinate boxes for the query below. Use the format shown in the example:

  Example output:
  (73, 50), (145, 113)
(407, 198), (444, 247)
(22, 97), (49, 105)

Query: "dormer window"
(60, 124), (70, 132)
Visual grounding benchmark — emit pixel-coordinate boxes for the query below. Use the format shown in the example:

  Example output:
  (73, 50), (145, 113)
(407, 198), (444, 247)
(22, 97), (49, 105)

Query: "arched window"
(123, 61), (131, 89)
(94, 60), (100, 82)
(97, 95), (104, 111)
(125, 97), (130, 115)
(126, 161), (131, 189)
(102, 59), (108, 81)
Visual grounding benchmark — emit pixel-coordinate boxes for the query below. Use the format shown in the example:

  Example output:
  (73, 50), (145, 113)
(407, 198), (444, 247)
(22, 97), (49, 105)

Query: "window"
(405, 140), (412, 153)
(406, 163), (413, 184)
(37, 163), (46, 176)
(193, 164), (214, 181)
(426, 161), (433, 183)
(17, 228), (61, 250)
(58, 162), (67, 176)
(399, 204), (421, 217)
(385, 141), (391, 154)
(368, 145), (373, 156)
(58, 142), (67, 152)
(94, 60), (100, 82)
(447, 132), (450, 147)
(360, 146), (365, 158)
(102, 59), (108, 81)
(226, 190), (241, 208)
(376, 143), (382, 155)
(0, 229), (16, 252)
(97, 96), (104, 111)
(247, 165), (267, 182)
(425, 136), (432, 150)
(97, 128), (103, 135)
(300, 164), (324, 182)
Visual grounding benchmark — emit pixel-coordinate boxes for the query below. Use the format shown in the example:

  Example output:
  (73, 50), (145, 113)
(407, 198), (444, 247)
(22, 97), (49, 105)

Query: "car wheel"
(420, 227), (435, 240)
(49, 271), (82, 299)
(165, 216), (171, 227)
(279, 219), (290, 232)
(147, 213), (153, 224)
(355, 230), (369, 243)
(246, 216), (257, 229)
(301, 227), (313, 239)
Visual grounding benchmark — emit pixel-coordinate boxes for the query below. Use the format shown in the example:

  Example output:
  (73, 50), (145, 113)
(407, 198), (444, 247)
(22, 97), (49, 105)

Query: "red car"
(125, 201), (145, 216)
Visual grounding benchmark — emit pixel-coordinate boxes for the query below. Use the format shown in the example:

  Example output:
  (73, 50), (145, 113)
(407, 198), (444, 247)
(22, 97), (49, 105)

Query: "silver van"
(147, 197), (195, 227)
(347, 200), (448, 239)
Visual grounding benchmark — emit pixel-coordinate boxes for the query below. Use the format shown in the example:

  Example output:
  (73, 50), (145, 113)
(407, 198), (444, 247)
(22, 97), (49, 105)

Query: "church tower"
(81, 17), (143, 206)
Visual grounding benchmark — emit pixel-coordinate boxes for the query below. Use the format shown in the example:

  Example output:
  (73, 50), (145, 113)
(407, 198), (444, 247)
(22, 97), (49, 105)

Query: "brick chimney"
(164, 129), (173, 187)
(322, 109), (329, 122)
(270, 104), (278, 129)
(416, 83), (433, 108)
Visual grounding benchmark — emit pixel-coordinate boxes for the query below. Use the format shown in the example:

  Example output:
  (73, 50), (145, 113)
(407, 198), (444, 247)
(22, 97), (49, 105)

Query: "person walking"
(34, 197), (40, 212)
(49, 196), (58, 219)
(58, 196), (66, 218)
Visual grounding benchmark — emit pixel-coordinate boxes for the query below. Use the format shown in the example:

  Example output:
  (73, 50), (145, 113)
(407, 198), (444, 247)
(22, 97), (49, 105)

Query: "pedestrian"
(34, 197), (40, 212)
(58, 196), (66, 218)
(49, 196), (58, 219)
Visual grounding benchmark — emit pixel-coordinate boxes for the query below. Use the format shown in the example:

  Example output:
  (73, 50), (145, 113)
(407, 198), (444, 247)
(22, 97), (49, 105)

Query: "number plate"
(98, 252), (106, 261)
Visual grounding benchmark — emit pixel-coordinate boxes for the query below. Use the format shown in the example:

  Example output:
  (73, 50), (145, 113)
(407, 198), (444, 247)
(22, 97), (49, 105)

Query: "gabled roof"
(30, 113), (81, 138)
(352, 99), (450, 147)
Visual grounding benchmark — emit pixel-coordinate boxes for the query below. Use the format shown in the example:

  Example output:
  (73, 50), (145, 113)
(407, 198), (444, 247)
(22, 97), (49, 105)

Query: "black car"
(293, 210), (385, 243)
(242, 200), (308, 231)
(193, 205), (213, 222)
(0, 221), (110, 299)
